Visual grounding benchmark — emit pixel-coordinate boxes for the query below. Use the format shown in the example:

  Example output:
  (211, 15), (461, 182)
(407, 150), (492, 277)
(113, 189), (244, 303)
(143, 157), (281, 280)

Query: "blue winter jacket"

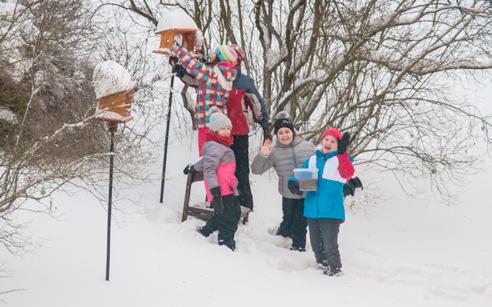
(296, 150), (354, 220)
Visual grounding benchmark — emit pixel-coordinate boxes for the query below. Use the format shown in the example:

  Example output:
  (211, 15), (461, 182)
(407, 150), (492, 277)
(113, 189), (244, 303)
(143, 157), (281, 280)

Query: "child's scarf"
(205, 129), (233, 147)
(213, 61), (236, 90)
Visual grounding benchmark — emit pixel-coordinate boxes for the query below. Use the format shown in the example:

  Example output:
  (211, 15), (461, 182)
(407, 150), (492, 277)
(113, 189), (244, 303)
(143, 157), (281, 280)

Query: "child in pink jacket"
(183, 108), (241, 251)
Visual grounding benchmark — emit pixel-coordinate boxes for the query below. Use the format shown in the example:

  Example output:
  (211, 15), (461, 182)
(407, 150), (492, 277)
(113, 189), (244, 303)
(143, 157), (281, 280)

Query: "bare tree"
(0, 0), (154, 252)
(111, 0), (491, 200)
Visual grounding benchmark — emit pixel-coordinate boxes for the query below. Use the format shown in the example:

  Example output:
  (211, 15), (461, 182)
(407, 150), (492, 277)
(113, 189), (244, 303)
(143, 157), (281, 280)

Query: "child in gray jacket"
(183, 108), (241, 251)
(251, 112), (316, 251)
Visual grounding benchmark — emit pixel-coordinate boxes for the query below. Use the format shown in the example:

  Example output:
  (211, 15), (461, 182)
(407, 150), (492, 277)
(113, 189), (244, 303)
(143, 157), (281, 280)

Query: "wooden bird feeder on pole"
(92, 60), (136, 281)
(96, 88), (134, 123)
(153, 10), (203, 204)
(153, 10), (202, 54)
(93, 60), (136, 123)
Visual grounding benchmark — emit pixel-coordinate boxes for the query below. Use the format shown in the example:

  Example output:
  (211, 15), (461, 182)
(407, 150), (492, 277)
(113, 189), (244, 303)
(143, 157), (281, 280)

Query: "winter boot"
(275, 228), (291, 238)
(240, 206), (251, 225)
(218, 239), (236, 251)
(317, 260), (328, 271)
(197, 227), (211, 237)
(290, 246), (306, 252)
(323, 265), (343, 277)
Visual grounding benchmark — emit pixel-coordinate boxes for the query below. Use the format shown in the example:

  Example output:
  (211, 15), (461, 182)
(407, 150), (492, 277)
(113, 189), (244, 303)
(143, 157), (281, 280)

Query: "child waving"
(251, 112), (316, 251)
(289, 128), (354, 276)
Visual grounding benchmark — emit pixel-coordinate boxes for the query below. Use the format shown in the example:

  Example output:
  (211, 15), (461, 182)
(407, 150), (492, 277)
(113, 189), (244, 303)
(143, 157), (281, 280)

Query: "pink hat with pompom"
(320, 128), (342, 143)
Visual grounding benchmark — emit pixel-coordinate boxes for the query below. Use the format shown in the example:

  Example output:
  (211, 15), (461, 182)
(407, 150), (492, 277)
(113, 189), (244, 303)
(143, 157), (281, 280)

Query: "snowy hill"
(2, 2), (492, 306)
(2, 130), (491, 307)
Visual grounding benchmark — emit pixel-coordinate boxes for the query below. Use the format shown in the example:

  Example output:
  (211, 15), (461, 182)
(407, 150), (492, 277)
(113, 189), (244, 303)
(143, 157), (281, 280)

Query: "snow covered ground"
(2, 126), (492, 307)
(2, 3), (491, 305)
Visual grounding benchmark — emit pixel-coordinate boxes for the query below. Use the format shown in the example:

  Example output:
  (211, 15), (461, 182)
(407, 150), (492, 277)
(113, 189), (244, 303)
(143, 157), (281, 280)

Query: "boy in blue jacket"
(289, 128), (354, 276)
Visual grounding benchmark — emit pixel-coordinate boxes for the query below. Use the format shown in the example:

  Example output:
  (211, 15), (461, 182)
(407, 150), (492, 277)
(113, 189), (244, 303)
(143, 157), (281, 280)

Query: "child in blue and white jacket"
(288, 128), (354, 276)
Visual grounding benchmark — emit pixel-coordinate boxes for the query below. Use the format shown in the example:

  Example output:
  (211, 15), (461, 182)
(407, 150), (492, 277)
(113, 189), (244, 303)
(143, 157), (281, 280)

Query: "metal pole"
(159, 74), (175, 203)
(106, 123), (116, 281)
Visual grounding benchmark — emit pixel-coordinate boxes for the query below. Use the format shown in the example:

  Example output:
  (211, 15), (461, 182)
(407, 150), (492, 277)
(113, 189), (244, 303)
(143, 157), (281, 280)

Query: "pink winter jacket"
(193, 140), (238, 201)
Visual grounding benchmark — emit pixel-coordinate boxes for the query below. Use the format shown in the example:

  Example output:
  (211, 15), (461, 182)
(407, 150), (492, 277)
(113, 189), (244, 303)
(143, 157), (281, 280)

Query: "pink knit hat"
(320, 128), (342, 143)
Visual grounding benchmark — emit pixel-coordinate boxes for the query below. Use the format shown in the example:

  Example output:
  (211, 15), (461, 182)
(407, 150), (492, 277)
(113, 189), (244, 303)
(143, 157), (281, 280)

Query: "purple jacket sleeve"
(193, 157), (204, 172)
(201, 142), (223, 189)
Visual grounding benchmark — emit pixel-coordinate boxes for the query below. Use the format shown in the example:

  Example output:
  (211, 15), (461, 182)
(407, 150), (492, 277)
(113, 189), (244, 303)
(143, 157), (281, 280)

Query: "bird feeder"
(154, 10), (202, 54)
(153, 10), (202, 204)
(92, 60), (136, 123)
(91, 60), (138, 281)
(96, 88), (134, 123)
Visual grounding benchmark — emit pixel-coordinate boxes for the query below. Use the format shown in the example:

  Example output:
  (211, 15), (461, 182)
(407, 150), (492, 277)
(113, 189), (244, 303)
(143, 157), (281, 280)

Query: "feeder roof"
(92, 60), (136, 99)
(155, 10), (198, 34)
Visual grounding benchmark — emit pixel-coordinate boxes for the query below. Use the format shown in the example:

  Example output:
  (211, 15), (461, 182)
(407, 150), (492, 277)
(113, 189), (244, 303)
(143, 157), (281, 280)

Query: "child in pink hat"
(288, 128), (355, 276)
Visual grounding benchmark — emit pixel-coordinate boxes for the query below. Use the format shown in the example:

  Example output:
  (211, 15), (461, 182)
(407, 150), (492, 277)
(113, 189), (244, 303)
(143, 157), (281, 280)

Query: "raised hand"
(337, 132), (350, 155)
(260, 139), (273, 156)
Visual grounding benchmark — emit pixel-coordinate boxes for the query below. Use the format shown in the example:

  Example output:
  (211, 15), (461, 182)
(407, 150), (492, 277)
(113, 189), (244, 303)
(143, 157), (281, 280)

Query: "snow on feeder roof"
(155, 10), (199, 34)
(93, 61), (135, 99)
(92, 60), (136, 123)
(154, 10), (202, 54)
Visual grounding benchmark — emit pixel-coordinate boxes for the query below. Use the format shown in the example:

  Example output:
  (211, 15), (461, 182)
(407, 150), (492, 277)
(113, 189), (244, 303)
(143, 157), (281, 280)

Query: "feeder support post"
(106, 122), (117, 281)
(159, 74), (175, 203)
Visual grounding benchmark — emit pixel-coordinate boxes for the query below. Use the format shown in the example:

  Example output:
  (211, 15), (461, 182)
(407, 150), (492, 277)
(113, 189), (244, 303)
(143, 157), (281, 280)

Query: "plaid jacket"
(176, 48), (237, 128)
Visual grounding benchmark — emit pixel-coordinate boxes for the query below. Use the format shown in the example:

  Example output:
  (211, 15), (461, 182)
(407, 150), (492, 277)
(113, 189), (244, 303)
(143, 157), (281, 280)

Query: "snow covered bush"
(0, 0), (108, 252)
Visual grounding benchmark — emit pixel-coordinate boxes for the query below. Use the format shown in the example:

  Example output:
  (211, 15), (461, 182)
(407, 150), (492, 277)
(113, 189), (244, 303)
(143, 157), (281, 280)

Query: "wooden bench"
(181, 171), (250, 224)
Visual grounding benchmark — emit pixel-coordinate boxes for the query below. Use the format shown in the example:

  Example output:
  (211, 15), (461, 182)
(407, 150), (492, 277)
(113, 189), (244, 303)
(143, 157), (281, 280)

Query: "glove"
(168, 55), (178, 67)
(210, 187), (223, 215)
(174, 64), (188, 77)
(337, 132), (350, 155)
(288, 180), (303, 196)
(343, 182), (355, 197)
(169, 56), (185, 75)
(351, 177), (363, 190)
(343, 177), (363, 197)
(183, 164), (195, 175)
(262, 126), (273, 142)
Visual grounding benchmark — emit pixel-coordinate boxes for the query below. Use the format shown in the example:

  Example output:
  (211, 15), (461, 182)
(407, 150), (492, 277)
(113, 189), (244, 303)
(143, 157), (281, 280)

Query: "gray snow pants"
(307, 218), (342, 270)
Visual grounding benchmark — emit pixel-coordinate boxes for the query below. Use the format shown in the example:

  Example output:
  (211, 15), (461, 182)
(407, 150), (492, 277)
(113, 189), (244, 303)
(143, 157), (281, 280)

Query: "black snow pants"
(231, 135), (254, 210)
(277, 197), (307, 249)
(200, 195), (241, 250)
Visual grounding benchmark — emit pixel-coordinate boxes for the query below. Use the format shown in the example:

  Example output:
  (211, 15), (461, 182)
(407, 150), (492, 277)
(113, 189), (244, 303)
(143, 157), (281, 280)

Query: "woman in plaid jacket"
(171, 46), (239, 155)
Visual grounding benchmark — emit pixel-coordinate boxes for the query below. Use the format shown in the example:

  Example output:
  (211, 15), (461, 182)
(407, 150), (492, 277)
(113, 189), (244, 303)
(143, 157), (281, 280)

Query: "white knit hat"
(208, 107), (232, 132)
